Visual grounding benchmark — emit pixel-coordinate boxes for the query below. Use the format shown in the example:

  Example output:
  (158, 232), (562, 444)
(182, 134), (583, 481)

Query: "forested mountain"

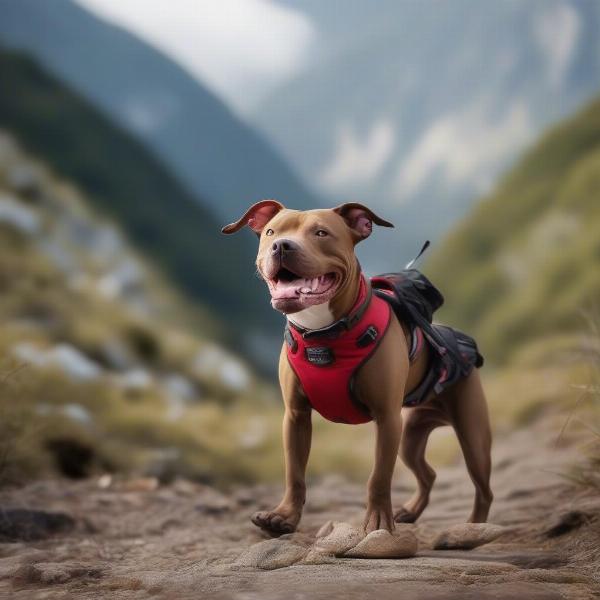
(0, 49), (279, 358)
(0, 0), (321, 221)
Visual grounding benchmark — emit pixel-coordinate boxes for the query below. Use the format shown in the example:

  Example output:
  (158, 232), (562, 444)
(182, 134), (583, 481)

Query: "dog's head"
(222, 200), (393, 315)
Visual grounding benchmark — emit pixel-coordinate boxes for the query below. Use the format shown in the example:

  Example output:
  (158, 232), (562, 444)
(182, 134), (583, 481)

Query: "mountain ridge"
(0, 0), (323, 220)
(0, 48), (280, 355)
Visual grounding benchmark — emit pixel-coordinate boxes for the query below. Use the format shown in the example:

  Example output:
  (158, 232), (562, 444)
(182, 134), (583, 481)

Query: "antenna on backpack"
(405, 240), (430, 269)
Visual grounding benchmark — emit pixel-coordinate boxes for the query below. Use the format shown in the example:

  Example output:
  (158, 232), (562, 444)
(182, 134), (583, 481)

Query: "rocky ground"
(0, 419), (599, 600)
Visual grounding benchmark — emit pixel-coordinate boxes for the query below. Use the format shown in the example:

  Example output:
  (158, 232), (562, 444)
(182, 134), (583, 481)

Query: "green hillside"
(427, 95), (600, 364)
(0, 48), (276, 340)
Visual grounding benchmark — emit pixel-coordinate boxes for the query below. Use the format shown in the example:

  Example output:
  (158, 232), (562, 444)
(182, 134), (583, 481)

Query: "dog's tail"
(405, 240), (431, 269)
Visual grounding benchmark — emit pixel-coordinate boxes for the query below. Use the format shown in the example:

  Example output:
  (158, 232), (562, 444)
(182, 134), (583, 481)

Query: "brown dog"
(222, 200), (493, 536)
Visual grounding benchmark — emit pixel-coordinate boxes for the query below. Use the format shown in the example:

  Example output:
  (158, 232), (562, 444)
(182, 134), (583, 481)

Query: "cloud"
(319, 119), (396, 191)
(394, 101), (533, 202)
(74, 0), (315, 114)
(534, 2), (581, 88)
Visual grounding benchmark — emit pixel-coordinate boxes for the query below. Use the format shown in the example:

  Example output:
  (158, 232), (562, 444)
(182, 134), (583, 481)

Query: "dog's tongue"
(270, 274), (333, 299)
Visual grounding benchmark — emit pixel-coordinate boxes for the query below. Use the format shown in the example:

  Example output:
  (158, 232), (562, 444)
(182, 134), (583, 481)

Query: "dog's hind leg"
(394, 408), (440, 523)
(449, 370), (493, 523)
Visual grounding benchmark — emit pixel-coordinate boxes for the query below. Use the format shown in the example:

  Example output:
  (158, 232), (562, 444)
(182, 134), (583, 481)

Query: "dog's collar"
(287, 275), (372, 340)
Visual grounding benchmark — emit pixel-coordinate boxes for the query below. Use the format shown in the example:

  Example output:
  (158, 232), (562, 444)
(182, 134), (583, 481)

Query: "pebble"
(434, 523), (509, 550)
(0, 509), (75, 542)
(313, 522), (365, 556)
(234, 539), (309, 570)
(344, 527), (418, 558)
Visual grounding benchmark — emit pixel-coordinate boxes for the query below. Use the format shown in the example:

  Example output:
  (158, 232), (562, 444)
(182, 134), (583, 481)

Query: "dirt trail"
(0, 418), (599, 600)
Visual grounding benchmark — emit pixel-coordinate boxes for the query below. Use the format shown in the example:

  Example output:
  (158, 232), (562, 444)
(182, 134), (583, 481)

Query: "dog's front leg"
(363, 408), (402, 533)
(251, 407), (311, 536)
(251, 348), (311, 536)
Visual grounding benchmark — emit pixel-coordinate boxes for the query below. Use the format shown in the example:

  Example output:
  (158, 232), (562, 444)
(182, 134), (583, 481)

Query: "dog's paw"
(393, 507), (418, 524)
(251, 510), (298, 537)
(363, 503), (394, 533)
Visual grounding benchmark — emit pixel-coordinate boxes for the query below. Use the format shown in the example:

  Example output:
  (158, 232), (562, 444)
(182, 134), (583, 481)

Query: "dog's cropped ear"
(333, 202), (394, 241)
(221, 200), (285, 235)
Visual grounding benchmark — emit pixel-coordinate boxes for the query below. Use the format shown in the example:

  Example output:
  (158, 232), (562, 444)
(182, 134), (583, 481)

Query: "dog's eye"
(315, 230), (328, 237)
(265, 229), (274, 236)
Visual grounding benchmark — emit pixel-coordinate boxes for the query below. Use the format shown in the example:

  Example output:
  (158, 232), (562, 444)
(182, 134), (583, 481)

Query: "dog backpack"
(284, 243), (484, 424)
(371, 269), (444, 324)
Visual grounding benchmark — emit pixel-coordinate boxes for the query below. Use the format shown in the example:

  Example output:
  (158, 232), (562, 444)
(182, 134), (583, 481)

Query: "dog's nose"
(271, 239), (296, 256)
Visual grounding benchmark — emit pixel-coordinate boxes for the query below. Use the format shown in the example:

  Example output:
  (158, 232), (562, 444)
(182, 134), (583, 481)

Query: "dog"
(222, 200), (493, 536)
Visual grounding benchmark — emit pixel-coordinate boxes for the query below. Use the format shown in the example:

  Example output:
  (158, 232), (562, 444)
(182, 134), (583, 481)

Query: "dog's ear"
(333, 202), (394, 241)
(221, 200), (285, 235)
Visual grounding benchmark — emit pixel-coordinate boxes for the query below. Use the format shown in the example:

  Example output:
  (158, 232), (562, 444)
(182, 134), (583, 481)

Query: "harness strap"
(288, 276), (373, 340)
(408, 325), (424, 362)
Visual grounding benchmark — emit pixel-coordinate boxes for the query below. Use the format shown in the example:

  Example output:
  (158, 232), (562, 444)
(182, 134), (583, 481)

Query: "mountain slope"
(0, 128), (265, 484)
(0, 0), (321, 220)
(252, 0), (600, 270)
(0, 48), (277, 339)
(426, 93), (600, 363)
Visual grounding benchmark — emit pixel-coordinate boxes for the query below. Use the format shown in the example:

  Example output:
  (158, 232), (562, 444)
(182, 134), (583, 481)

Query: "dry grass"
(0, 361), (46, 485)
(561, 314), (600, 489)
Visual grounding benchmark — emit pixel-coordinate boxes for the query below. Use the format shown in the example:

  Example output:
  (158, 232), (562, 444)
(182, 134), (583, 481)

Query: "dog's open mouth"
(267, 267), (337, 302)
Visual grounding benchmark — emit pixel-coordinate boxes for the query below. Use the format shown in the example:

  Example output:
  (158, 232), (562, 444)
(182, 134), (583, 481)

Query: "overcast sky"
(74, 0), (315, 115)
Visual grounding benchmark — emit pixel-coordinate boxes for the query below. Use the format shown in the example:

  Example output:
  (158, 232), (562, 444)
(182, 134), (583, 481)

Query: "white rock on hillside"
(13, 342), (103, 381)
(193, 346), (250, 391)
(114, 368), (154, 390)
(0, 193), (41, 234)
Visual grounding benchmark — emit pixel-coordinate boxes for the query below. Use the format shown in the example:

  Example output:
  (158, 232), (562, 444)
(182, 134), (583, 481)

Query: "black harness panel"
(371, 269), (484, 407)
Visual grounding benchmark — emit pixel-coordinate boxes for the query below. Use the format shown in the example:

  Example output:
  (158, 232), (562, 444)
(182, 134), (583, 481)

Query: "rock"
(235, 539), (309, 570)
(434, 523), (509, 550)
(96, 259), (145, 300)
(544, 510), (589, 538)
(61, 403), (92, 424)
(97, 474), (113, 489)
(13, 562), (103, 585)
(313, 522), (364, 556)
(161, 373), (198, 421)
(315, 520), (334, 538)
(0, 509), (75, 542)
(0, 194), (41, 234)
(194, 487), (232, 515)
(278, 532), (314, 547)
(96, 338), (135, 371)
(114, 368), (153, 391)
(301, 548), (338, 565)
(13, 342), (103, 381)
(120, 477), (160, 492)
(193, 345), (250, 391)
(344, 527), (418, 558)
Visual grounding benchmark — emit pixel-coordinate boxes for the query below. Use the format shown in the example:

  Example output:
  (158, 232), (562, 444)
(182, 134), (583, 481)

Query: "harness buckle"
(305, 346), (334, 366)
(357, 325), (378, 348)
(284, 327), (298, 353)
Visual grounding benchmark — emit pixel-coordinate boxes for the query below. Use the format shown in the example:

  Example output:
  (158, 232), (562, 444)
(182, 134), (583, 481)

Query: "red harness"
(285, 276), (393, 424)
